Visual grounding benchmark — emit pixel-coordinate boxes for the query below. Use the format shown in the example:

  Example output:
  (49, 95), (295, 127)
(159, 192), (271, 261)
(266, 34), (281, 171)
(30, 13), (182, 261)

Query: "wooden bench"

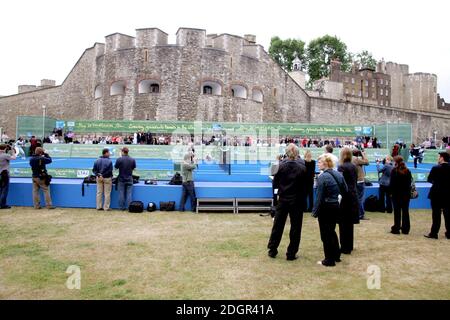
(235, 198), (273, 214)
(196, 198), (236, 214)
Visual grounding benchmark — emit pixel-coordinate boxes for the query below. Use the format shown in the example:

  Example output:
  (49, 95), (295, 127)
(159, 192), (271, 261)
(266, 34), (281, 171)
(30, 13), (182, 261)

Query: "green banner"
(10, 167), (174, 180)
(59, 120), (374, 137)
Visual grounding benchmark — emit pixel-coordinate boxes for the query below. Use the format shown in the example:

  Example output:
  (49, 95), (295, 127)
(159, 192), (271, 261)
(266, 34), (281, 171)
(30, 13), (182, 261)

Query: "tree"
(306, 35), (351, 83)
(353, 50), (377, 70)
(268, 36), (306, 72)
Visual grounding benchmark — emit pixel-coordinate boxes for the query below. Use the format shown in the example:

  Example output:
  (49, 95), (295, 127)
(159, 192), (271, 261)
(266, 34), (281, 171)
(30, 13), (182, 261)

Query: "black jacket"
(338, 162), (360, 224)
(304, 160), (316, 188)
(389, 168), (412, 198)
(273, 159), (307, 204)
(427, 162), (450, 200)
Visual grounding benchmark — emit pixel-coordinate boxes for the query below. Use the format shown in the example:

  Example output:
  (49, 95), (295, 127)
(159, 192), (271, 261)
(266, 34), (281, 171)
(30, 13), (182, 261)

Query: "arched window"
(110, 81), (126, 96)
(94, 85), (102, 99)
(139, 80), (160, 94)
(203, 86), (213, 94)
(231, 85), (247, 99)
(252, 89), (263, 102)
(201, 81), (222, 95)
(150, 83), (160, 93)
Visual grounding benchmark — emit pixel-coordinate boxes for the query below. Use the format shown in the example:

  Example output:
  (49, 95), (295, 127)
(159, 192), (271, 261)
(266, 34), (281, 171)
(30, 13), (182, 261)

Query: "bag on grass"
(129, 201), (144, 213)
(159, 201), (175, 211)
(364, 195), (378, 212)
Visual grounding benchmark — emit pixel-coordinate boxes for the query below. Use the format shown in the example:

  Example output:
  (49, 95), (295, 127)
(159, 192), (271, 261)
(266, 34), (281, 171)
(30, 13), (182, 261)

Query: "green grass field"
(0, 207), (449, 300)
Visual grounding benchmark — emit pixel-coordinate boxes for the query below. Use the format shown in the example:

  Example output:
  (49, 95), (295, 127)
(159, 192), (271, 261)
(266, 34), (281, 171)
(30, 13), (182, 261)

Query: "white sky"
(0, 0), (449, 100)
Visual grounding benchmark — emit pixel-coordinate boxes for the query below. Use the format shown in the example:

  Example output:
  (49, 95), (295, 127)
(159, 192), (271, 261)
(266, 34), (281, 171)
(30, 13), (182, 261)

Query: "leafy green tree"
(306, 35), (350, 83)
(268, 36), (306, 72)
(353, 50), (377, 70)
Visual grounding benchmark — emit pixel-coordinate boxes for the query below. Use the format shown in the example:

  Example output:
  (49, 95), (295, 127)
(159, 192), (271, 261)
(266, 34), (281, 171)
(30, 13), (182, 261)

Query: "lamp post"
(42, 105), (46, 140)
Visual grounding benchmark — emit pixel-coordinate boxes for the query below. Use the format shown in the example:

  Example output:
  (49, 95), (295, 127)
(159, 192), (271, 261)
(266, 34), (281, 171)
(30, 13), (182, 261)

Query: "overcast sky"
(0, 0), (448, 100)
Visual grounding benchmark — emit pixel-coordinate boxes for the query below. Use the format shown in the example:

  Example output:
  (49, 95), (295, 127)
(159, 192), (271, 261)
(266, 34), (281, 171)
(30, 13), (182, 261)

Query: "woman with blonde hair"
(313, 154), (348, 266)
(304, 150), (316, 212)
(337, 148), (359, 254)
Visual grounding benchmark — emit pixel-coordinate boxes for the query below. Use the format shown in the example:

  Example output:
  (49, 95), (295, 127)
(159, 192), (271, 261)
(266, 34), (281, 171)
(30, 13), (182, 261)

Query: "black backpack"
(168, 172), (183, 185)
(159, 201), (175, 211)
(147, 202), (157, 212)
(364, 195), (378, 212)
(129, 201), (144, 213)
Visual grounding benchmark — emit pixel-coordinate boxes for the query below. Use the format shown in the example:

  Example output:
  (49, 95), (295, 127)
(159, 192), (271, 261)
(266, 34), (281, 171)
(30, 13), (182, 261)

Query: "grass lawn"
(0, 207), (449, 300)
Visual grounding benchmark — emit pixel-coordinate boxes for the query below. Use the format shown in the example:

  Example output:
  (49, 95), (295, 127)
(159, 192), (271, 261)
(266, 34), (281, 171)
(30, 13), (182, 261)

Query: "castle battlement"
(92, 28), (262, 59)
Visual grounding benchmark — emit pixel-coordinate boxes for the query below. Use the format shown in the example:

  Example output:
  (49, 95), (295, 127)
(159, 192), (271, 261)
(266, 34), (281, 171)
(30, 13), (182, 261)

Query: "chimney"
(244, 34), (256, 44)
(40, 79), (56, 87)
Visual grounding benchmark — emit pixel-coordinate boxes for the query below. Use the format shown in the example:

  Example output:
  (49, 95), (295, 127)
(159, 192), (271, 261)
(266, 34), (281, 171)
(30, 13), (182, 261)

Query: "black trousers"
(430, 199), (450, 237)
(180, 181), (196, 211)
(267, 200), (304, 258)
(318, 203), (341, 264)
(392, 196), (410, 234)
(339, 220), (354, 254)
(378, 185), (392, 213)
(305, 185), (314, 212)
(413, 157), (418, 168)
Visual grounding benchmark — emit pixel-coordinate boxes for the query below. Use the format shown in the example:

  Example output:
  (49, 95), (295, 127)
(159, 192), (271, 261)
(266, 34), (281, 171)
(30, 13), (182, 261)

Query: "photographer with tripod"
(29, 147), (55, 210)
(0, 144), (17, 209)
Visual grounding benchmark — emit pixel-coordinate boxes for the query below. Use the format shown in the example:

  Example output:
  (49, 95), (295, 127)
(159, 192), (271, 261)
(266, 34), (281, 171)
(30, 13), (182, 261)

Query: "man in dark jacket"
(29, 147), (55, 209)
(268, 144), (307, 261)
(93, 148), (113, 211)
(425, 152), (450, 239)
(114, 147), (136, 210)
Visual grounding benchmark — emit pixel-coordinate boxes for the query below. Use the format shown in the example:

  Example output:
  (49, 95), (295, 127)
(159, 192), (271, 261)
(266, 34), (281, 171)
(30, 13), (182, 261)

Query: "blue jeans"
(357, 182), (365, 218)
(0, 173), (10, 208)
(118, 180), (133, 210)
(180, 181), (196, 211)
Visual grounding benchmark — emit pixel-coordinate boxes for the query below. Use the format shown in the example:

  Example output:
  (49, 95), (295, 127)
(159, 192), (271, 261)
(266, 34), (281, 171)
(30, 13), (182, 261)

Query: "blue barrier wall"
(7, 178), (432, 210)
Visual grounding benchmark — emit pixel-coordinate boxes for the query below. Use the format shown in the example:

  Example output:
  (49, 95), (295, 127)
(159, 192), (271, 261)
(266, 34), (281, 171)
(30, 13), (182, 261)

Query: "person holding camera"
(337, 148), (359, 255)
(93, 148), (113, 211)
(352, 149), (369, 220)
(267, 144), (307, 261)
(376, 156), (393, 213)
(180, 151), (197, 212)
(0, 144), (17, 209)
(29, 147), (55, 209)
